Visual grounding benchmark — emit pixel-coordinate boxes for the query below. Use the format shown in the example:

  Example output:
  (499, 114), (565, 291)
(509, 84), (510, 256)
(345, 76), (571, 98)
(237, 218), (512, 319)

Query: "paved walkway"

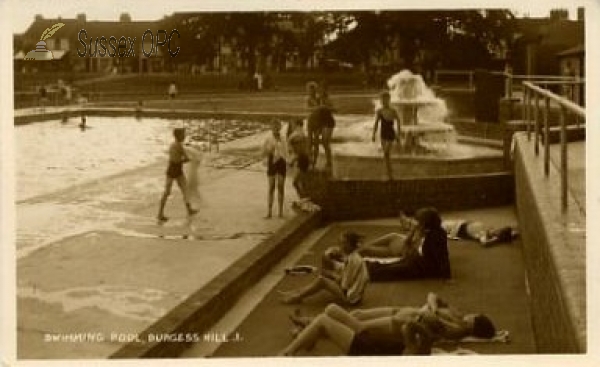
(183, 206), (535, 357)
(16, 129), (304, 358)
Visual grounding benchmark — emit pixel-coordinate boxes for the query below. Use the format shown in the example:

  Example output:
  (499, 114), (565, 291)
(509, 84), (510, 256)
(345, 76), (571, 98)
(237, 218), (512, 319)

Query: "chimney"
(35, 14), (43, 21)
(77, 13), (86, 23)
(120, 13), (132, 22)
(549, 9), (569, 21)
(577, 7), (584, 22)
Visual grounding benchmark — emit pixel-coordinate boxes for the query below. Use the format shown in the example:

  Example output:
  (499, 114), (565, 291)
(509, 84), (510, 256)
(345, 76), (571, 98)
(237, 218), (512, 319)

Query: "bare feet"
(278, 290), (301, 304)
(289, 309), (311, 328)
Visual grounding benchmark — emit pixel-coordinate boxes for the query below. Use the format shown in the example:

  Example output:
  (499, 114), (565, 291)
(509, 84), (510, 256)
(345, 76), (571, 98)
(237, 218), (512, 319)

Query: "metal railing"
(504, 73), (585, 106)
(521, 81), (585, 211)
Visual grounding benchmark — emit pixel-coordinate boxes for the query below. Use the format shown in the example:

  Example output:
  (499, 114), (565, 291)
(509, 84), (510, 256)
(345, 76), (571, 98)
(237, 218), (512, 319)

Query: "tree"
(324, 10), (516, 71)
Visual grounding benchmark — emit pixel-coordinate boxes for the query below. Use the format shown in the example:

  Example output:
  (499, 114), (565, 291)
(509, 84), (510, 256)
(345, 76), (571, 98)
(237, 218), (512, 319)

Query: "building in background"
(510, 7), (584, 76)
(14, 13), (165, 74)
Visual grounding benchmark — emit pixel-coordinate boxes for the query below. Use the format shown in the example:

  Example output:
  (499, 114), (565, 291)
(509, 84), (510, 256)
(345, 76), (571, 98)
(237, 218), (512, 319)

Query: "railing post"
(468, 72), (473, 90)
(560, 105), (568, 211)
(534, 93), (540, 155)
(523, 87), (530, 140)
(544, 96), (550, 176)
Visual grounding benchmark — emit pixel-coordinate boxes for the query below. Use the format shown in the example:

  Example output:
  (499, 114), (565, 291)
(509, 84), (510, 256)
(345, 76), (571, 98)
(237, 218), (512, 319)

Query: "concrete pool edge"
(109, 210), (323, 359)
(14, 106), (304, 125)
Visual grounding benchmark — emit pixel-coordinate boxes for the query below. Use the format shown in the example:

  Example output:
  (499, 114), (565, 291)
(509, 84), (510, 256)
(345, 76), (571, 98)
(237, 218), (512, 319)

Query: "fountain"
(331, 70), (504, 179)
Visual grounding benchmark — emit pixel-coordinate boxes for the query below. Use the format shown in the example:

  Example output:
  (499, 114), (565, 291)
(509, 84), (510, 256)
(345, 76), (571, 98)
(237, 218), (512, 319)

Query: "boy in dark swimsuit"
(157, 128), (198, 222)
(287, 119), (310, 201)
(262, 120), (288, 218)
(372, 91), (401, 180)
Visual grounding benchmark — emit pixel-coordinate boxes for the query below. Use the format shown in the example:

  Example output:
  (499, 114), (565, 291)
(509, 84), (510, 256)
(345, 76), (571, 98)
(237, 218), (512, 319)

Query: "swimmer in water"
(79, 115), (87, 130)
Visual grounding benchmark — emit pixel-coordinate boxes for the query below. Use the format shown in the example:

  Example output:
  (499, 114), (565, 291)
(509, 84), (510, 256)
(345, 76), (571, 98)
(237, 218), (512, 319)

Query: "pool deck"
(186, 206), (537, 358)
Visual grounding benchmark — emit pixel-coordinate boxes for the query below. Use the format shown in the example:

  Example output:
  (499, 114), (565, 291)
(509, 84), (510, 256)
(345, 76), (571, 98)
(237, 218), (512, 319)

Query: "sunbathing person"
(442, 219), (519, 247)
(280, 292), (496, 356)
(279, 231), (369, 305)
(359, 211), (519, 259)
(280, 303), (433, 356)
(365, 207), (451, 281)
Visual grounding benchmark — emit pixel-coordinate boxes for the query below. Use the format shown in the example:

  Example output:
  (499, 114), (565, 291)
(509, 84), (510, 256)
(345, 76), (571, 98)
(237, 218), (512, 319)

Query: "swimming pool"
(16, 116), (267, 201)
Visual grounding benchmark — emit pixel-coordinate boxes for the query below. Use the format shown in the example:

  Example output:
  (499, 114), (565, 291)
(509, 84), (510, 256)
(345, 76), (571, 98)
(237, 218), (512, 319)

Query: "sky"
(7, 0), (586, 34)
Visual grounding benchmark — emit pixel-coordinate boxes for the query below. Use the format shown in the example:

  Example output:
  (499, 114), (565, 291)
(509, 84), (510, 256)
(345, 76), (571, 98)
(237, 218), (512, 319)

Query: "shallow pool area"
(16, 116), (267, 201)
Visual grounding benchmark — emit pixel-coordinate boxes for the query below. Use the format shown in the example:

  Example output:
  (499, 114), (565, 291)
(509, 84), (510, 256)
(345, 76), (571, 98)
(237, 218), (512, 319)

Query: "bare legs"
(380, 140), (394, 180)
(280, 275), (346, 304)
(358, 233), (408, 258)
(292, 169), (307, 199)
(266, 174), (285, 218)
(307, 127), (333, 171)
(280, 304), (357, 356)
(158, 175), (197, 221)
(321, 127), (334, 170)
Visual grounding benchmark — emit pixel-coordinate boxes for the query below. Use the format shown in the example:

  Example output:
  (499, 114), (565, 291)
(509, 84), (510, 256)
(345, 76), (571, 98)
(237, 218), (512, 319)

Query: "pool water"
(16, 116), (266, 201)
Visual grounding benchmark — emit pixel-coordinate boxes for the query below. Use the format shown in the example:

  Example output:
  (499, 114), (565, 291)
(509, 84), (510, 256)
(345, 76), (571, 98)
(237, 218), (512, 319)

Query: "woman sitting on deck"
(363, 207), (451, 281)
(279, 231), (369, 305)
(358, 211), (519, 260)
(279, 292), (496, 356)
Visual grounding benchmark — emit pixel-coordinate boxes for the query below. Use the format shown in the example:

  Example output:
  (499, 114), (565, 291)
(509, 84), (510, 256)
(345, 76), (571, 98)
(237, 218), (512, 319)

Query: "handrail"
(503, 73), (578, 81)
(523, 82), (585, 118)
(505, 72), (584, 107)
(521, 81), (585, 212)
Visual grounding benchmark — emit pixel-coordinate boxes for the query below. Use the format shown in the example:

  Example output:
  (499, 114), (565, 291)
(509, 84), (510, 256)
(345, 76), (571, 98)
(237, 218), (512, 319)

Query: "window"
(46, 38), (56, 50)
(59, 38), (70, 51)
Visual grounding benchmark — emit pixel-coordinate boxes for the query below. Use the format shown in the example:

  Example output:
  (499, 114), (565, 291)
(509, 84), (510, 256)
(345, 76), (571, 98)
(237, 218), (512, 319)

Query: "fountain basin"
(330, 115), (504, 180)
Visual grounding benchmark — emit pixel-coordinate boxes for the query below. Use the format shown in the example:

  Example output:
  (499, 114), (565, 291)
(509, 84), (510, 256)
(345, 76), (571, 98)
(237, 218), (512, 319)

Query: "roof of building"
(513, 16), (584, 46)
(16, 15), (162, 49)
(557, 44), (585, 57)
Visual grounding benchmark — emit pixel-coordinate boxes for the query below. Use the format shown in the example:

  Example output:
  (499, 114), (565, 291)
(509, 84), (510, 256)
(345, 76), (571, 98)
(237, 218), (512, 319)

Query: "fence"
(433, 70), (475, 89)
(503, 73), (585, 106)
(521, 81), (585, 211)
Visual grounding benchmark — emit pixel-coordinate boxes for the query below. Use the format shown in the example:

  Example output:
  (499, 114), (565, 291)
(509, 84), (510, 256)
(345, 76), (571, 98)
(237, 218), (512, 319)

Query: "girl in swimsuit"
(372, 91), (401, 180)
(305, 81), (321, 169)
(317, 84), (336, 171)
(279, 293), (496, 356)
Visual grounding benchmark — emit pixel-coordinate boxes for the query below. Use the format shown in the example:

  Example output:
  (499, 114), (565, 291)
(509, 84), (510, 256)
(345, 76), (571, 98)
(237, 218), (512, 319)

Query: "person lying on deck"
(279, 231), (370, 305)
(362, 207), (451, 281)
(358, 211), (519, 260)
(279, 292), (496, 356)
(441, 218), (519, 247)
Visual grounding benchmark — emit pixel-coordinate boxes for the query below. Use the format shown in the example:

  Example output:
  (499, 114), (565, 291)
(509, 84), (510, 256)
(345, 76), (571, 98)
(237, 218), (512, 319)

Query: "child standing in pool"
(372, 91), (401, 180)
(157, 127), (198, 222)
(287, 119), (310, 202)
(262, 120), (288, 218)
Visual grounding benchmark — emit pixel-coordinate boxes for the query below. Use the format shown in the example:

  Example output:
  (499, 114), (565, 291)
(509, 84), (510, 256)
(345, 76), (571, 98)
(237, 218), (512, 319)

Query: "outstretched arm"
(426, 292), (451, 314)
